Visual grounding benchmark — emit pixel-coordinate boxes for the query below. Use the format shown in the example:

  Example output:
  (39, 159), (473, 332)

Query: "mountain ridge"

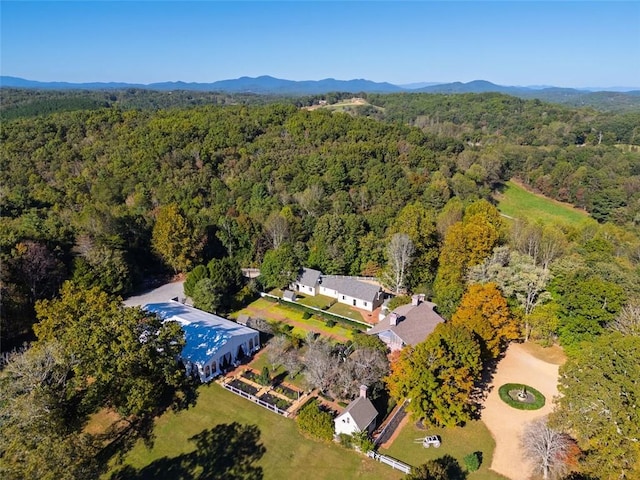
(2, 75), (638, 95)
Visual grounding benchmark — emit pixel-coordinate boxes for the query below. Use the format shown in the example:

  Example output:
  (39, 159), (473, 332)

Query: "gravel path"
(482, 343), (561, 479)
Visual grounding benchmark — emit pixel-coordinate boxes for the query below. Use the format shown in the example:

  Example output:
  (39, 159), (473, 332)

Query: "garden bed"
(228, 378), (260, 396)
(273, 384), (301, 401)
(498, 383), (545, 410)
(259, 392), (292, 411)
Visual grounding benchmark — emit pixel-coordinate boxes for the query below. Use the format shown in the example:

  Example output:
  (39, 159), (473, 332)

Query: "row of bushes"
(265, 294), (368, 331)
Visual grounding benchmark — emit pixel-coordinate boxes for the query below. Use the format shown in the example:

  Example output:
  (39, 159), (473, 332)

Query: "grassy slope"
(495, 180), (595, 228)
(110, 383), (402, 480)
(380, 420), (508, 480)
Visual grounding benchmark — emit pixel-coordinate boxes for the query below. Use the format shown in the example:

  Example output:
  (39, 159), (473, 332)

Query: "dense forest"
(1, 90), (639, 478)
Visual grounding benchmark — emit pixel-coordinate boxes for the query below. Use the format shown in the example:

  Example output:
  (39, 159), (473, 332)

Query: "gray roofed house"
(367, 295), (444, 351)
(334, 385), (378, 436)
(319, 276), (384, 312)
(291, 267), (322, 296)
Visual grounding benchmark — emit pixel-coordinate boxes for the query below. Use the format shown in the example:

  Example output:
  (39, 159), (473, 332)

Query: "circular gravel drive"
(482, 343), (563, 480)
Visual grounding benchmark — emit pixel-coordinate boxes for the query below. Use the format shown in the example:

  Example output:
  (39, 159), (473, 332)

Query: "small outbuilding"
(292, 267), (322, 296)
(334, 385), (378, 437)
(144, 301), (260, 383)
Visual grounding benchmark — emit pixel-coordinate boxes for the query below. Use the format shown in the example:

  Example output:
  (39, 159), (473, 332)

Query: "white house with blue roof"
(144, 301), (260, 383)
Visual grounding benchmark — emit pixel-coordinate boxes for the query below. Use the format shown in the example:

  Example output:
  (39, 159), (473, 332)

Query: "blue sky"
(2, 1), (639, 88)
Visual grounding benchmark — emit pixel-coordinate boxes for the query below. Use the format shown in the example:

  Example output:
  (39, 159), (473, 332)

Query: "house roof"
(320, 276), (381, 303)
(144, 301), (258, 366)
(297, 267), (322, 287)
(283, 290), (296, 301)
(337, 396), (378, 431)
(367, 300), (444, 346)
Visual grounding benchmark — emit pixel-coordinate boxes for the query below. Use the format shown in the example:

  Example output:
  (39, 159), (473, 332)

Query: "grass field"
(495, 180), (595, 228)
(108, 383), (402, 480)
(379, 420), (508, 480)
(232, 297), (356, 341)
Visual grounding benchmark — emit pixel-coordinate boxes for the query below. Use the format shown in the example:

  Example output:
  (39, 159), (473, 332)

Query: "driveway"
(123, 281), (185, 307)
(481, 343), (562, 479)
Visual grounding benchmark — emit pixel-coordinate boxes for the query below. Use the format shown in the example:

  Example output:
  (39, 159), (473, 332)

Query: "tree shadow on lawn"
(110, 422), (266, 480)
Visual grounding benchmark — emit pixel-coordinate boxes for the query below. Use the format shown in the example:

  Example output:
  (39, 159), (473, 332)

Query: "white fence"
(222, 382), (289, 417)
(366, 451), (412, 474)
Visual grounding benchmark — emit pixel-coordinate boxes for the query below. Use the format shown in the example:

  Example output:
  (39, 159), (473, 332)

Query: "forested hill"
(2, 101), (639, 344)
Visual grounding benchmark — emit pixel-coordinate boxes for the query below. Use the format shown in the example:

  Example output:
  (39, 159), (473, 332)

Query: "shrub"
(464, 452), (481, 472)
(325, 319), (337, 327)
(338, 433), (353, 448)
(302, 311), (311, 320)
(257, 366), (271, 386)
(296, 399), (334, 441)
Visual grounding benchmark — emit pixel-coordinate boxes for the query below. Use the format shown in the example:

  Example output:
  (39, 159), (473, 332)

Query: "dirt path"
(482, 343), (563, 480)
(241, 304), (350, 343)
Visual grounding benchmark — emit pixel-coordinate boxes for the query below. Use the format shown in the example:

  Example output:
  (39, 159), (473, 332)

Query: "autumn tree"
(434, 202), (502, 317)
(522, 418), (575, 480)
(550, 333), (640, 479)
(152, 203), (199, 273)
(385, 323), (482, 427)
(468, 248), (551, 341)
(451, 283), (519, 359)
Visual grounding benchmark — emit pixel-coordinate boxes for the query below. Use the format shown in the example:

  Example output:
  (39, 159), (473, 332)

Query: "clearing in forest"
(495, 180), (595, 228)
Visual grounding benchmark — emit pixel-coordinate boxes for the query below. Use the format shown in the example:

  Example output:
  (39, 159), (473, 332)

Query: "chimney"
(389, 312), (398, 326)
(411, 294), (420, 306)
(359, 385), (368, 399)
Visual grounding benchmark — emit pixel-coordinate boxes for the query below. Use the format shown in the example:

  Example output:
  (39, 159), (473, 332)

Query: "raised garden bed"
(228, 378), (259, 396)
(242, 369), (271, 386)
(259, 392), (292, 411)
(274, 384), (300, 401)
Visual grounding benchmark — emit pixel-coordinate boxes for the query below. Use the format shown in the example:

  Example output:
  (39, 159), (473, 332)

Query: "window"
(342, 295), (346, 300)
(205, 365), (211, 377)
(364, 302), (368, 307)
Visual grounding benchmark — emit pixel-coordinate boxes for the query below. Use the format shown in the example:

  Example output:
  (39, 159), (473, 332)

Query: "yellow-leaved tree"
(451, 282), (519, 359)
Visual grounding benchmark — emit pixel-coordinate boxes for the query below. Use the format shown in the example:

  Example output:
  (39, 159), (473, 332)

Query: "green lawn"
(108, 383), (402, 480)
(296, 293), (336, 309)
(379, 420), (508, 480)
(495, 180), (595, 228)
(232, 298), (356, 341)
(249, 351), (307, 390)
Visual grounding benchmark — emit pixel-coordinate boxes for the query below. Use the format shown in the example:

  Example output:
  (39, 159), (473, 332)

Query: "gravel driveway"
(481, 343), (562, 479)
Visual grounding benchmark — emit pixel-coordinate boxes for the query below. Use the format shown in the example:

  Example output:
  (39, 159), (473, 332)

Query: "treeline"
(0, 87), (283, 120)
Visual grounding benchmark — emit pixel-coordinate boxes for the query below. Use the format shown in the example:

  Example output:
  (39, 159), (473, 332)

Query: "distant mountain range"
(3, 75), (639, 96)
(2, 76), (640, 113)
